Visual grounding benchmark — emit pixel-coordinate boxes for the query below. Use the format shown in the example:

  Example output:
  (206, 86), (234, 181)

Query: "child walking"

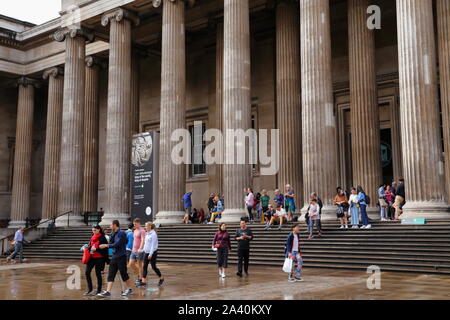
(285, 224), (304, 282)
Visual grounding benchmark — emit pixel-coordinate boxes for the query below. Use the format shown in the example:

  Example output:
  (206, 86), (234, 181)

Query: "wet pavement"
(0, 260), (449, 300)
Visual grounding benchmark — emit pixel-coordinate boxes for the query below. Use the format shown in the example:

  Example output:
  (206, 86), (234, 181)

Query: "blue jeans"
(8, 242), (24, 262)
(360, 204), (369, 226)
(308, 219), (321, 236)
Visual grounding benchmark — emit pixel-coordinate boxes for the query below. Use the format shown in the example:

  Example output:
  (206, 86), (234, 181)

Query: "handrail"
(0, 210), (73, 243)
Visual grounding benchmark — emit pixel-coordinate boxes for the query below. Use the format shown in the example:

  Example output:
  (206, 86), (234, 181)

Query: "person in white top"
(267, 204), (287, 230)
(244, 188), (255, 222)
(141, 222), (164, 286)
(348, 187), (360, 228)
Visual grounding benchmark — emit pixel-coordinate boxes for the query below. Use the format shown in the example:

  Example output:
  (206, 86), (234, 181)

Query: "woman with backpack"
(212, 223), (232, 278)
(84, 225), (109, 296)
(357, 186), (371, 229)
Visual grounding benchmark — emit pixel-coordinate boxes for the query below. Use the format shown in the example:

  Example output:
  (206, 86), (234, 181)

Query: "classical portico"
(1, 0), (450, 228)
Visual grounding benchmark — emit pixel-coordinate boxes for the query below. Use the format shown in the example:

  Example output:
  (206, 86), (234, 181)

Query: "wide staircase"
(15, 220), (450, 275)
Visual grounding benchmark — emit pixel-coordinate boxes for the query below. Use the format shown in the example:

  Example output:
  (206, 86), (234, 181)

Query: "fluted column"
(220, 0), (252, 222)
(54, 28), (94, 226)
(155, 0), (186, 225)
(348, 0), (382, 215)
(131, 50), (140, 134)
(100, 8), (139, 226)
(437, 0), (450, 204)
(82, 56), (102, 214)
(9, 78), (39, 228)
(396, 0), (448, 217)
(40, 68), (64, 226)
(300, 0), (337, 219)
(276, 0), (302, 205)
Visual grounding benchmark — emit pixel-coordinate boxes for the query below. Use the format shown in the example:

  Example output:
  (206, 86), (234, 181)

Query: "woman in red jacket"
(212, 223), (232, 279)
(84, 225), (109, 296)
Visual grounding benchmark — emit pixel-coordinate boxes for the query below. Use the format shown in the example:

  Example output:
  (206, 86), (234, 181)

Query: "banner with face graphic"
(130, 131), (159, 222)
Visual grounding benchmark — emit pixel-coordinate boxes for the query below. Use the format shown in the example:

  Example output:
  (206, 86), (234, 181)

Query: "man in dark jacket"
(98, 220), (133, 297)
(235, 218), (254, 277)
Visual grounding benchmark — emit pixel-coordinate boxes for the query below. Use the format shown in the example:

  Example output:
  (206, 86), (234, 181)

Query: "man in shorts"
(128, 218), (146, 286)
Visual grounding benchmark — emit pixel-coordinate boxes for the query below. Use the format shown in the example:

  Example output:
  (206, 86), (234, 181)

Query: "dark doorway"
(380, 128), (394, 185)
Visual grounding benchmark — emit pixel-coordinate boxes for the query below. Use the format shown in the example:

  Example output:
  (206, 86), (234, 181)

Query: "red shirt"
(89, 233), (103, 259)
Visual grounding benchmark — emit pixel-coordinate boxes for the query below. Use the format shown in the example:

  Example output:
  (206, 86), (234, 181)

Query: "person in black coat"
(84, 225), (109, 296)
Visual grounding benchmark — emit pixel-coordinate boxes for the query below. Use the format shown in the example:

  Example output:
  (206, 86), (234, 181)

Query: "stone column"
(348, 0), (382, 216)
(54, 28), (94, 227)
(131, 49), (140, 134)
(437, 0), (450, 203)
(100, 8), (139, 226)
(221, 0), (252, 222)
(300, 0), (337, 219)
(155, 0), (187, 225)
(9, 78), (39, 228)
(276, 0), (302, 204)
(40, 68), (64, 226)
(396, 0), (448, 217)
(82, 56), (102, 214)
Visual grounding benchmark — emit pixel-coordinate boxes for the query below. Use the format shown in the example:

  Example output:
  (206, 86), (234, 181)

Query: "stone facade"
(0, 0), (449, 227)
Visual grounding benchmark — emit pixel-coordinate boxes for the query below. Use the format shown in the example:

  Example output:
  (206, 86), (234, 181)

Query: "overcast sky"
(1, 0), (61, 25)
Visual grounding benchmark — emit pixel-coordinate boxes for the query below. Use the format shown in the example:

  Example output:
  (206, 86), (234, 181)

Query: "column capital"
(152, 0), (196, 8)
(54, 27), (95, 43)
(101, 8), (140, 27)
(85, 55), (107, 69)
(16, 76), (41, 88)
(43, 67), (64, 80)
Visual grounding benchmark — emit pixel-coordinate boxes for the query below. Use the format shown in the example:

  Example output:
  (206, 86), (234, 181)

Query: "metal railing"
(0, 211), (73, 256)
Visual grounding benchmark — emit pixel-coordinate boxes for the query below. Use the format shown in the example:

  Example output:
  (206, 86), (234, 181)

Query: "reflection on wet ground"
(0, 260), (449, 300)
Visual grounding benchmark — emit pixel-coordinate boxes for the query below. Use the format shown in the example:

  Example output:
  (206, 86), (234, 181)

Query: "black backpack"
(365, 194), (371, 205)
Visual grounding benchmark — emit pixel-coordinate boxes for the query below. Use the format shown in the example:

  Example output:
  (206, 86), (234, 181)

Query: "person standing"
(284, 224), (304, 282)
(307, 193), (323, 229)
(307, 199), (322, 239)
(97, 220), (133, 298)
(357, 186), (371, 229)
(393, 178), (405, 221)
(385, 185), (394, 220)
(348, 187), (360, 228)
(182, 190), (193, 224)
(235, 219), (254, 277)
(334, 187), (349, 229)
(128, 218), (146, 287)
(212, 223), (232, 278)
(125, 223), (134, 262)
(245, 188), (255, 222)
(141, 222), (164, 286)
(284, 184), (296, 222)
(84, 225), (109, 296)
(6, 227), (28, 263)
(274, 189), (284, 208)
(260, 190), (270, 223)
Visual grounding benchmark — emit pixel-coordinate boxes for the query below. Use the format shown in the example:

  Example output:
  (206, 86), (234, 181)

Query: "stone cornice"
(43, 66), (64, 80)
(101, 8), (140, 27)
(54, 27), (95, 43)
(152, 0), (196, 8)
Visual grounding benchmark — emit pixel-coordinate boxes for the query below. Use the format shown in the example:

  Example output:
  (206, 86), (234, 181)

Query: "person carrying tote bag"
(283, 224), (304, 283)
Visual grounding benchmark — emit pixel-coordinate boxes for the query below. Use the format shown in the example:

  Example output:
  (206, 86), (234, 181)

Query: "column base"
(367, 206), (380, 220)
(400, 201), (450, 219)
(55, 213), (86, 228)
(8, 220), (27, 229)
(99, 213), (130, 227)
(219, 208), (247, 223)
(154, 211), (184, 226)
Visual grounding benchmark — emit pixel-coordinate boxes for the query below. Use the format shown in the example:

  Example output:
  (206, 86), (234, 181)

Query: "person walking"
(125, 223), (134, 262)
(212, 223), (232, 278)
(334, 187), (349, 229)
(6, 227), (28, 264)
(284, 224), (304, 282)
(307, 193), (323, 229)
(235, 218), (254, 277)
(245, 188), (255, 223)
(357, 186), (371, 229)
(97, 220), (133, 298)
(307, 199), (322, 239)
(348, 187), (360, 228)
(84, 225), (109, 296)
(182, 190), (193, 224)
(128, 218), (146, 287)
(141, 222), (164, 287)
(284, 184), (296, 222)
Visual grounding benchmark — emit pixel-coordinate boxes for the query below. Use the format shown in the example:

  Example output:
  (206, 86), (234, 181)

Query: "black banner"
(130, 131), (159, 222)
